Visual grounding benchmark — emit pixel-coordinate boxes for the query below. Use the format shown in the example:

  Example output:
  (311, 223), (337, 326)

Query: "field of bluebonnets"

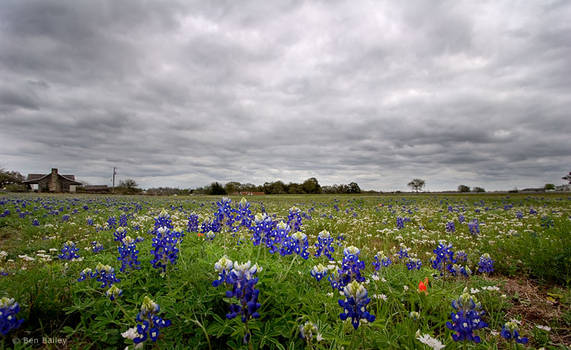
(0, 193), (569, 349)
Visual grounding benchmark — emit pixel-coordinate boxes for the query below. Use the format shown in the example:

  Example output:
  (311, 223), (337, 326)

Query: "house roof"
(23, 173), (81, 185)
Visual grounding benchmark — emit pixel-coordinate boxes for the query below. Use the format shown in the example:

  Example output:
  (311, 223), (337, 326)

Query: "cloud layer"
(1, 0), (570, 191)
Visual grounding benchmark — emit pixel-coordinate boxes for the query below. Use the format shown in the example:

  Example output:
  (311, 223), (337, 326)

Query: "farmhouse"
(23, 168), (82, 193)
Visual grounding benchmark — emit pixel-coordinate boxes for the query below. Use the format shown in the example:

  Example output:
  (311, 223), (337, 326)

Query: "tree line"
(188, 178), (362, 195)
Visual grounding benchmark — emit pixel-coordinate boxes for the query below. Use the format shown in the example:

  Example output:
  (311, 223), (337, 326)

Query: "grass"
(0, 193), (569, 349)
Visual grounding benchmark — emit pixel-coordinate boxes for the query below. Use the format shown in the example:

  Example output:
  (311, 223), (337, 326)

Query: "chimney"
(51, 168), (58, 175)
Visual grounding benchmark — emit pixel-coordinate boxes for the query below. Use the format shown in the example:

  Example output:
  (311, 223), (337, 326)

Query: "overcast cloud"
(1, 0), (570, 191)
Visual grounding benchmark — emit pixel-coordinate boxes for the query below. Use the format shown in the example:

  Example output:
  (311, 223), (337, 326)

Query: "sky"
(1, 0), (570, 191)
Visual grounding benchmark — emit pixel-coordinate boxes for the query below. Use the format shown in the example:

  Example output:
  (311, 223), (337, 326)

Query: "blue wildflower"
(0, 297), (24, 335)
(113, 226), (127, 242)
(212, 259), (262, 343)
(314, 230), (335, 259)
(130, 296), (171, 345)
(446, 288), (488, 343)
(468, 219), (480, 235)
(406, 258), (422, 271)
(150, 225), (182, 272)
(477, 253), (494, 274)
(500, 321), (528, 344)
(338, 281), (375, 330)
(446, 221), (455, 232)
(187, 214), (199, 233)
(106, 285), (123, 301)
(118, 236), (141, 272)
(91, 241), (104, 253)
(372, 251), (392, 271)
(310, 264), (328, 281)
(58, 241), (80, 260)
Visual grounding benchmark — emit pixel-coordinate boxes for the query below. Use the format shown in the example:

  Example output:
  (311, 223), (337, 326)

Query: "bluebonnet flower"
(250, 213), (277, 248)
(458, 215), (465, 223)
(397, 246), (409, 260)
(406, 258), (422, 271)
(477, 253), (494, 274)
(455, 250), (468, 262)
(77, 263), (120, 289)
(396, 217), (405, 229)
(205, 231), (216, 240)
(128, 296), (171, 345)
(372, 251), (392, 271)
(287, 206), (304, 232)
(113, 226), (127, 242)
(501, 321), (528, 344)
(529, 208), (537, 215)
(338, 281), (375, 330)
(32, 218), (40, 226)
(187, 214), (199, 233)
(280, 231), (310, 259)
(448, 264), (472, 278)
(91, 241), (104, 253)
(0, 297), (24, 335)
(446, 288), (488, 343)
(299, 321), (321, 343)
(106, 285), (123, 301)
(310, 264), (328, 281)
(331, 246), (366, 291)
(118, 214), (128, 227)
(212, 259), (262, 343)
(118, 236), (141, 272)
(516, 211), (523, 219)
(61, 214), (70, 222)
(314, 230), (335, 259)
(235, 197), (254, 228)
(212, 256), (234, 287)
(150, 226), (182, 272)
(93, 263), (120, 288)
(77, 268), (93, 282)
(58, 241), (80, 260)
(468, 219), (480, 235)
(446, 221), (455, 232)
(0, 210), (10, 217)
(154, 210), (173, 231)
(107, 216), (117, 229)
(431, 241), (456, 276)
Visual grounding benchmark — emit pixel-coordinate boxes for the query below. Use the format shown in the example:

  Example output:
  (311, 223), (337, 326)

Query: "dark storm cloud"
(1, 0), (570, 190)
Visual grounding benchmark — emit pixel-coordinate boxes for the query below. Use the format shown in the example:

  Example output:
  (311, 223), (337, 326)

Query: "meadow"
(0, 193), (569, 349)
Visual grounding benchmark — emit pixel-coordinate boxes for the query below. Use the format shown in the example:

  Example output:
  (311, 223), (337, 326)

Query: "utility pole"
(112, 167), (117, 193)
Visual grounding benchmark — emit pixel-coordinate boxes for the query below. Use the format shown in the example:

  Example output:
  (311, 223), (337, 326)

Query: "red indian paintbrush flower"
(418, 277), (429, 295)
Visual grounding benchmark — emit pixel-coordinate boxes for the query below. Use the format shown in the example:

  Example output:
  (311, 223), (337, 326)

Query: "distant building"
(23, 168), (82, 193)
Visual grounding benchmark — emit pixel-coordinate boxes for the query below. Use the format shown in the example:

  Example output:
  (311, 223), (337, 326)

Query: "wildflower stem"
(280, 254), (298, 282)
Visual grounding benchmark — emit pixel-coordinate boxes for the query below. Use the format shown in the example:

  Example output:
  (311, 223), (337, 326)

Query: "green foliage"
(0, 193), (569, 348)
(457, 185), (470, 193)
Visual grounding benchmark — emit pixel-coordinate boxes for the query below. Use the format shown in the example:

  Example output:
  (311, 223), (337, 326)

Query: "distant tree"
(207, 182), (227, 195)
(0, 168), (24, 188)
(302, 177), (321, 194)
(544, 183), (555, 191)
(407, 179), (425, 193)
(116, 179), (142, 194)
(348, 182), (361, 193)
(287, 183), (304, 194)
(458, 185), (470, 193)
(224, 181), (241, 194)
(563, 172), (571, 184)
(472, 187), (486, 193)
